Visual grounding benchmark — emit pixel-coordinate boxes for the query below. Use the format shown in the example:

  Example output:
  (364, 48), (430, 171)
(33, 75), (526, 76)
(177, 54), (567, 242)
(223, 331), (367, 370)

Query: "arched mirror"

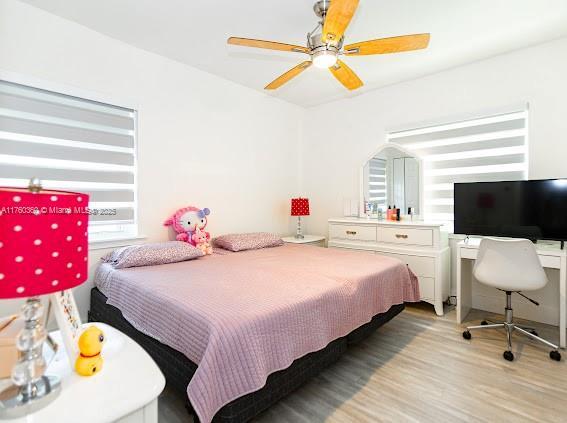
(360, 143), (422, 219)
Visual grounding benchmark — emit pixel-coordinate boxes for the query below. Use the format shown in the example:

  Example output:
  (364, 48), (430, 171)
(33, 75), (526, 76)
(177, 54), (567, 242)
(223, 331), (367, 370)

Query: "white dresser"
(328, 218), (451, 315)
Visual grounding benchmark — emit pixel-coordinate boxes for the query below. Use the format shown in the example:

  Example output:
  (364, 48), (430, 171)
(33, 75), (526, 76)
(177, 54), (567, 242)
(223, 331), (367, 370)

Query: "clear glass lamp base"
(0, 375), (61, 419)
(295, 216), (305, 239)
(0, 297), (61, 418)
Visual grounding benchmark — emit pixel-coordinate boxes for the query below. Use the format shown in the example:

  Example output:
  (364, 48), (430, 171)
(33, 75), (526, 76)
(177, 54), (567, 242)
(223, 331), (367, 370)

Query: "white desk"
(456, 239), (567, 348)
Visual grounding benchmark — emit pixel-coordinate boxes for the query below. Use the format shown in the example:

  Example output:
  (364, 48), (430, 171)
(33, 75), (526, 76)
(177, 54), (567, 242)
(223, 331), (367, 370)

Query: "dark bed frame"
(89, 287), (404, 422)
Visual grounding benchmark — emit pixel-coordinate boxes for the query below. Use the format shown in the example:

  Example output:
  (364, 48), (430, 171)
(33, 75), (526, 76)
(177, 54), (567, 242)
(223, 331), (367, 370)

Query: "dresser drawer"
(329, 224), (377, 243)
(418, 277), (435, 301)
(378, 227), (433, 247)
(377, 252), (435, 278)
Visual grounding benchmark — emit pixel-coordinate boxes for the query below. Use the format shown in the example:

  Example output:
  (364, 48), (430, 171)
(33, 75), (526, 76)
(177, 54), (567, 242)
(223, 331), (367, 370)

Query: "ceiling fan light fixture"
(312, 50), (338, 69)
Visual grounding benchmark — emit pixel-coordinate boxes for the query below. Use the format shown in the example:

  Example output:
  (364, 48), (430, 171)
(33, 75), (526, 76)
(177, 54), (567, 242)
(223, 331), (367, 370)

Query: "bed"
(89, 243), (419, 422)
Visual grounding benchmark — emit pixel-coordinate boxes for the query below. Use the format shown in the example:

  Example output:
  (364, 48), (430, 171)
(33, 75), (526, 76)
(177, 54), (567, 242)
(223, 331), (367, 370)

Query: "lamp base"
(0, 375), (61, 419)
(295, 216), (305, 239)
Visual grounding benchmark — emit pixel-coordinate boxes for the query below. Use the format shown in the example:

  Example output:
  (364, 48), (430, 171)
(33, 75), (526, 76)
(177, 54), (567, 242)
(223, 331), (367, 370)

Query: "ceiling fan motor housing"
(310, 33), (341, 53)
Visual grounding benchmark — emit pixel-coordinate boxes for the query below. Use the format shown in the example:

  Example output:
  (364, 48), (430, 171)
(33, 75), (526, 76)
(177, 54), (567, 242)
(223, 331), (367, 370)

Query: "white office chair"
(462, 237), (561, 362)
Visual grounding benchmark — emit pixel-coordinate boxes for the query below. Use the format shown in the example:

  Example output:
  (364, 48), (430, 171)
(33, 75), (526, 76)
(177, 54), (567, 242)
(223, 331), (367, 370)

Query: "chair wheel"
(462, 330), (471, 340)
(550, 350), (561, 361)
(481, 320), (488, 326)
(503, 350), (514, 361)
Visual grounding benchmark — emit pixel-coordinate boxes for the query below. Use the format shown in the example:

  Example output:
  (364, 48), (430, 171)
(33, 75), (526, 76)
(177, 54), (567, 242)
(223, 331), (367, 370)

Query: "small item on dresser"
(387, 205), (392, 220)
(75, 326), (105, 376)
(364, 201), (370, 217)
(408, 207), (415, 221)
(390, 205), (398, 221)
(396, 207), (401, 221)
(163, 205), (211, 246)
(0, 316), (24, 379)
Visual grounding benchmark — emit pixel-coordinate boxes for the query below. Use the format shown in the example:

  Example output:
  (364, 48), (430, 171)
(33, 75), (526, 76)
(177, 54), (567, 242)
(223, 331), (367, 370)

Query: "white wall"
(301, 37), (567, 325)
(0, 0), (303, 321)
(2, 0), (567, 327)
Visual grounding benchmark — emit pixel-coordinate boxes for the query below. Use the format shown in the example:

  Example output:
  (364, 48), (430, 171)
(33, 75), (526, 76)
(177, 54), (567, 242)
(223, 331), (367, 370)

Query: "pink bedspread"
(95, 244), (419, 422)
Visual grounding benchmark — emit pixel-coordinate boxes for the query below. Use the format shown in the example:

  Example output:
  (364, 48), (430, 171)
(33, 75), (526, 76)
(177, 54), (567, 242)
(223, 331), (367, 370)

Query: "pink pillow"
(213, 233), (284, 252)
(102, 241), (204, 268)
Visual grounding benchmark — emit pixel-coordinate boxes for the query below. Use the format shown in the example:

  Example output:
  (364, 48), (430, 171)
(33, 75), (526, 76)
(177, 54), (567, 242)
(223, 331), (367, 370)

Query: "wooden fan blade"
(329, 59), (363, 91)
(344, 33), (430, 56)
(227, 37), (309, 54)
(322, 0), (359, 45)
(265, 61), (312, 90)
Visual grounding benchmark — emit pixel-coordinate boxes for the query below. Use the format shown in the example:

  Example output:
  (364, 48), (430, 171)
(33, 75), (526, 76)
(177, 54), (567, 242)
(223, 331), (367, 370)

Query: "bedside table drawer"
(377, 252), (435, 278)
(329, 224), (377, 243)
(378, 227), (433, 247)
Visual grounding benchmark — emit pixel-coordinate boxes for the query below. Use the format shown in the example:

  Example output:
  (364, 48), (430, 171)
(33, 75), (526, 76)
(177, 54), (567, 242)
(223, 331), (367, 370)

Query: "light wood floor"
(158, 304), (567, 422)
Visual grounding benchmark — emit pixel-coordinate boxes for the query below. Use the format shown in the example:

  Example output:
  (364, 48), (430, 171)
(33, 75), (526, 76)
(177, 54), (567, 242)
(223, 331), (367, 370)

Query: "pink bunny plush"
(192, 227), (213, 255)
(163, 206), (211, 247)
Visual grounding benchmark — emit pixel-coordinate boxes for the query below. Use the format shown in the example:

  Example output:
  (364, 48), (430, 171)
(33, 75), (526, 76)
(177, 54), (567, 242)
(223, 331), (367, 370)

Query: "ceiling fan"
(227, 0), (430, 91)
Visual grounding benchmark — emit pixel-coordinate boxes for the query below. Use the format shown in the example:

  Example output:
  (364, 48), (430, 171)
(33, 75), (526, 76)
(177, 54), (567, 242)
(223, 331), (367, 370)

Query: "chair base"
(462, 292), (561, 362)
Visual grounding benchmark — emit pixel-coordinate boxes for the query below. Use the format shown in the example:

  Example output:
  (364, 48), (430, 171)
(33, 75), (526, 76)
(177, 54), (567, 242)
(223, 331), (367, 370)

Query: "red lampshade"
(0, 186), (89, 299)
(291, 198), (310, 216)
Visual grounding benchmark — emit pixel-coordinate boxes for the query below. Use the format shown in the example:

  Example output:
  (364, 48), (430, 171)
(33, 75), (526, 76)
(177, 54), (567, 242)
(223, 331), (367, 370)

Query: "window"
(366, 157), (387, 210)
(0, 79), (137, 242)
(388, 110), (528, 229)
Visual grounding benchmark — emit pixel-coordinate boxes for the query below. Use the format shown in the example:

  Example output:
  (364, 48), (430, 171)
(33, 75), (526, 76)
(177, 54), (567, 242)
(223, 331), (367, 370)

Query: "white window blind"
(0, 79), (137, 237)
(388, 110), (528, 225)
(367, 157), (387, 209)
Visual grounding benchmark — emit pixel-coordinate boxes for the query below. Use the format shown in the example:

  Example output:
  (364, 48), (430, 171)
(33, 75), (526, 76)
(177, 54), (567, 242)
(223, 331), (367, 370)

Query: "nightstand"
(282, 235), (326, 247)
(0, 322), (165, 423)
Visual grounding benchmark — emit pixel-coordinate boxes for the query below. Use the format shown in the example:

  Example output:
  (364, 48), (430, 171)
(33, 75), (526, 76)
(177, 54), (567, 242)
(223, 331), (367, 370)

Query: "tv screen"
(454, 179), (567, 241)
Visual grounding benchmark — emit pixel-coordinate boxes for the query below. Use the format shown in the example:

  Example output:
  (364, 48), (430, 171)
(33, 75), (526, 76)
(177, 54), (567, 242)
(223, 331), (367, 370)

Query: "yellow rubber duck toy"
(75, 326), (105, 376)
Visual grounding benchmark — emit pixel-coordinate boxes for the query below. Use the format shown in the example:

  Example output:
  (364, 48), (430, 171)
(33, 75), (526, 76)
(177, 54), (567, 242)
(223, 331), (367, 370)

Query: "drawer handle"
(346, 230), (357, 235)
(395, 234), (409, 239)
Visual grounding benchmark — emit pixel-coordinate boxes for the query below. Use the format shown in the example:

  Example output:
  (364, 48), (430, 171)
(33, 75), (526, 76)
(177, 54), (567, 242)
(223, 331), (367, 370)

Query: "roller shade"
(0, 80), (136, 226)
(367, 157), (386, 207)
(389, 110), (528, 224)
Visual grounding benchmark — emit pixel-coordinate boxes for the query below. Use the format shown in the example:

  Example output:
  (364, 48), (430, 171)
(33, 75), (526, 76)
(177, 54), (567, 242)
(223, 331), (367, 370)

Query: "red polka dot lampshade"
(291, 198), (310, 217)
(0, 187), (89, 299)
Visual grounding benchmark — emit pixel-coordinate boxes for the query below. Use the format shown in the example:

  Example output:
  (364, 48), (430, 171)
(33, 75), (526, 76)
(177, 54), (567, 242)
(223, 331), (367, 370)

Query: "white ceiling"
(21, 0), (567, 108)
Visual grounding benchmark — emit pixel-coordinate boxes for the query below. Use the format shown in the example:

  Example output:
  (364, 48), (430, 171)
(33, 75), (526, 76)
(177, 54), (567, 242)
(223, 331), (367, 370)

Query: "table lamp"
(291, 198), (310, 239)
(0, 179), (89, 418)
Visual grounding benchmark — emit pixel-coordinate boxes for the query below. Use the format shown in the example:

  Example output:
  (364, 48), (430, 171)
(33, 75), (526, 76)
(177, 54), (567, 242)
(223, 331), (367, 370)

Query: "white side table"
(282, 235), (326, 247)
(0, 322), (165, 423)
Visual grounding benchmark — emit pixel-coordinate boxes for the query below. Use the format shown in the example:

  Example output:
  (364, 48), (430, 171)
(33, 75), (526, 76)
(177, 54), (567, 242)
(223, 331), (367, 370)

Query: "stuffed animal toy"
(192, 227), (213, 255)
(163, 206), (211, 247)
(75, 326), (105, 376)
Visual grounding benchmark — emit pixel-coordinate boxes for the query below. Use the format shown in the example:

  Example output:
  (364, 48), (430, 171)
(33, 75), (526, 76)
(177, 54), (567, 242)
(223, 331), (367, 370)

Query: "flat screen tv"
(454, 179), (567, 241)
